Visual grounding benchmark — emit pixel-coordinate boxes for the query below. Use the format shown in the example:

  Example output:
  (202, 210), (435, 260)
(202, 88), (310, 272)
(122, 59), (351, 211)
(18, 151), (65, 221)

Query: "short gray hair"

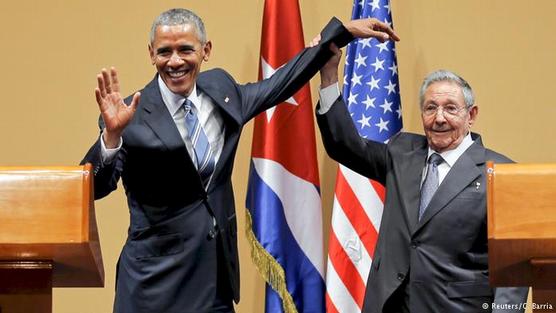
(419, 70), (475, 108)
(149, 8), (207, 44)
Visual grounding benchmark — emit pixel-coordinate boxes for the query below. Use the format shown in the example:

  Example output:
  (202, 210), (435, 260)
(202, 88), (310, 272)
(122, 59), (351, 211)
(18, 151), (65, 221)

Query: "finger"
(329, 42), (341, 54)
(372, 20), (400, 41)
(97, 74), (106, 98)
(110, 67), (120, 93)
(102, 68), (112, 94)
(310, 34), (321, 47)
(129, 92), (141, 112)
(95, 88), (103, 106)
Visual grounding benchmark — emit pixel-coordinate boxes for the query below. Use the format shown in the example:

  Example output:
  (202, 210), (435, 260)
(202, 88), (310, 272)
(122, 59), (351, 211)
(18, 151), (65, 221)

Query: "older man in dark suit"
(81, 8), (399, 313)
(315, 45), (528, 312)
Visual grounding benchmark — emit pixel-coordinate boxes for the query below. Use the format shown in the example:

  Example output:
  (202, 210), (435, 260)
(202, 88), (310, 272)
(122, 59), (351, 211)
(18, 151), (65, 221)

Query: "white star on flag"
(261, 57), (297, 122)
(371, 57), (385, 71)
(367, 75), (381, 91)
(348, 92), (359, 106)
(376, 41), (389, 53)
(352, 73), (363, 86)
(375, 117), (389, 133)
(363, 95), (376, 109)
(357, 113), (372, 129)
(359, 37), (372, 49)
(354, 53), (368, 68)
(384, 80), (397, 95)
(389, 62), (398, 75)
(380, 99), (393, 113)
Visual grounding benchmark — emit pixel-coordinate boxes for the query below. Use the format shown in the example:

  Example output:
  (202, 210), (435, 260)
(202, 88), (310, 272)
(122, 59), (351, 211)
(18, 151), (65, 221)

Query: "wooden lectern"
(0, 165), (104, 313)
(487, 162), (556, 312)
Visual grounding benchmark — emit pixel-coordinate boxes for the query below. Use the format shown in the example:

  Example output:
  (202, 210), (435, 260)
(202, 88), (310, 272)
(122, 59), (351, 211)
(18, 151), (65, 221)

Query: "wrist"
(103, 129), (122, 149)
(320, 73), (339, 88)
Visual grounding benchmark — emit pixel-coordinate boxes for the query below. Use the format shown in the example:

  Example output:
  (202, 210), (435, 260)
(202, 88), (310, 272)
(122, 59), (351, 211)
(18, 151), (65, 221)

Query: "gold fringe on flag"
(245, 210), (298, 313)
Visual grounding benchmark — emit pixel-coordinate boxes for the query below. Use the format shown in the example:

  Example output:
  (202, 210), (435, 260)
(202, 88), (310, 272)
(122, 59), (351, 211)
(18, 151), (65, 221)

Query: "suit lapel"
(141, 77), (194, 163)
(413, 135), (486, 235)
(395, 140), (428, 232)
(197, 72), (242, 190)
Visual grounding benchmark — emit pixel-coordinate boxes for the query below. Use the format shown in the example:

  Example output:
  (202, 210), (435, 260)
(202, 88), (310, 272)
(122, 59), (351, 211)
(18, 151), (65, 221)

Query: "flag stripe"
(325, 293), (340, 313)
(253, 158), (324, 278)
(370, 179), (386, 202)
(335, 170), (379, 257)
(325, 258), (361, 313)
(247, 163), (325, 312)
(327, 229), (366, 308)
(330, 196), (373, 282)
(341, 165), (384, 235)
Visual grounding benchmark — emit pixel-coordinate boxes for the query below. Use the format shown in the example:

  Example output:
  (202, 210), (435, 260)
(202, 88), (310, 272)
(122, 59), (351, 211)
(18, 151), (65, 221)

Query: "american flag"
(325, 0), (402, 312)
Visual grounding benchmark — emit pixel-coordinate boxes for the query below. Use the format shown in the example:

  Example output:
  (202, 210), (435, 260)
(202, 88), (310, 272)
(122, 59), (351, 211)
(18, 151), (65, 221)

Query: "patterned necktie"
(419, 153), (444, 221)
(183, 99), (215, 186)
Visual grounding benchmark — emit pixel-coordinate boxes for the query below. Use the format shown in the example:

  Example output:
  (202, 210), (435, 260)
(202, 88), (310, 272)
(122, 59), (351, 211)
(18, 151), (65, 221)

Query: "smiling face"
(148, 23), (212, 96)
(421, 81), (478, 152)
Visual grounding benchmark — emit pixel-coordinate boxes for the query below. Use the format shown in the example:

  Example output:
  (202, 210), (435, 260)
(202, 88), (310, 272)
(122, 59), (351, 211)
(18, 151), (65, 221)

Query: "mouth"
(431, 128), (450, 133)
(166, 68), (190, 80)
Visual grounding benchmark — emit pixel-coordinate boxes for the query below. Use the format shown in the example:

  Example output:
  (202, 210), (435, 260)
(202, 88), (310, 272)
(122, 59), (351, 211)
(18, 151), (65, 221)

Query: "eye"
(156, 48), (171, 57)
(177, 46), (195, 57)
(423, 104), (438, 115)
(444, 105), (460, 115)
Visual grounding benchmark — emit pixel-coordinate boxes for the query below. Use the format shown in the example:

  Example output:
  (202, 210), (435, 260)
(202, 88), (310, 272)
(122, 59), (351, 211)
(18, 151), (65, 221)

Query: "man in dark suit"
(315, 45), (528, 312)
(81, 8), (399, 313)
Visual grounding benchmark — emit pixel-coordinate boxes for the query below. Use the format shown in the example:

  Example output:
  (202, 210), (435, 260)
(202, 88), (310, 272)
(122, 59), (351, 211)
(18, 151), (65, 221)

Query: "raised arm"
(237, 17), (399, 123)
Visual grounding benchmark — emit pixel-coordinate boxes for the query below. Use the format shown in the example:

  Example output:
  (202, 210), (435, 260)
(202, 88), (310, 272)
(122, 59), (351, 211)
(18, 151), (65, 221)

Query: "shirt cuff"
(100, 132), (122, 164)
(318, 82), (340, 115)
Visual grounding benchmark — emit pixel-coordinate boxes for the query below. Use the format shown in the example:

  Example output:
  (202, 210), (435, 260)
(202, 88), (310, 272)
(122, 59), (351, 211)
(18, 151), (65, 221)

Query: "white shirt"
(317, 82), (475, 186)
(101, 76), (225, 188)
(423, 133), (473, 186)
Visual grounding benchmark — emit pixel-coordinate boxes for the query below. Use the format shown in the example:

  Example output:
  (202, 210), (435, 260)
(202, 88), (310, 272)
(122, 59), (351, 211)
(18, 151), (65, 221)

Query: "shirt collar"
(427, 132), (474, 167)
(157, 75), (201, 116)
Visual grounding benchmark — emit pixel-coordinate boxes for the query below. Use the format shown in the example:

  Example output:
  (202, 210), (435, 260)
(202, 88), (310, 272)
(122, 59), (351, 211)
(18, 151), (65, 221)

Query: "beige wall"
(0, 0), (554, 312)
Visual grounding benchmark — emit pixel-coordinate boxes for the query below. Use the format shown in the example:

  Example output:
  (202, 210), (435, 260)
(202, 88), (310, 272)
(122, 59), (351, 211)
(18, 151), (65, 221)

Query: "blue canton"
(343, 0), (402, 143)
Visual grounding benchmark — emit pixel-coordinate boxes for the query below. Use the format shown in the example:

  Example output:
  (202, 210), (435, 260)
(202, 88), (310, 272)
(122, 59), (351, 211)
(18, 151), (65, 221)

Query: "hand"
(344, 18), (400, 42)
(320, 43), (341, 88)
(95, 67), (140, 148)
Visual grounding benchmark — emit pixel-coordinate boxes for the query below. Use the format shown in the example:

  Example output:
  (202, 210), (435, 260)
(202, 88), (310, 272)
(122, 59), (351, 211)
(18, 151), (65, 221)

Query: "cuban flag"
(245, 0), (325, 312)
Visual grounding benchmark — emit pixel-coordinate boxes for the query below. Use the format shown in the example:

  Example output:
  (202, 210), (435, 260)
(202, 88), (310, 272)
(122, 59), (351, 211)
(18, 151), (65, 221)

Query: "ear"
(468, 105), (478, 126)
(202, 40), (212, 62)
(148, 44), (156, 65)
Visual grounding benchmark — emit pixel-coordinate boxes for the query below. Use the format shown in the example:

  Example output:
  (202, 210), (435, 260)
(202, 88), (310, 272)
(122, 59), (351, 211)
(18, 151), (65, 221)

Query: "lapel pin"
(224, 96), (229, 103)
(475, 182), (481, 190)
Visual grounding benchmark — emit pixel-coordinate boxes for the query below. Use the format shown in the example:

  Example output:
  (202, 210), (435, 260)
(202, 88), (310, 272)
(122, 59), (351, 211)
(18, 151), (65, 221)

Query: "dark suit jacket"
(81, 18), (353, 313)
(317, 98), (528, 313)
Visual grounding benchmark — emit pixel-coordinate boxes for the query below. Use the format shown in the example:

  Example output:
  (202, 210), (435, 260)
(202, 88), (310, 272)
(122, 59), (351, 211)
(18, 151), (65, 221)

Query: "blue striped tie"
(183, 99), (215, 186)
(419, 153), (444, 220)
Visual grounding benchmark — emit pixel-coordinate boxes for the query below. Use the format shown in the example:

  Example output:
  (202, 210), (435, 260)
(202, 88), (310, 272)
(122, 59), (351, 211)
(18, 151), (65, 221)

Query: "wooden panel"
(0, 167), (86, 244)
(0, 261), (52, 313)
(488, 163), (556, 240)
(487, 162), (556, 294)
(0, 165), (104, 287)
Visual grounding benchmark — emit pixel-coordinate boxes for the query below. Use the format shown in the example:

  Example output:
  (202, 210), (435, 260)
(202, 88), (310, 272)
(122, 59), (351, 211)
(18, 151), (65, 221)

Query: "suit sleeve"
(237, 17), (353, 123)
(492, 287), (528, 313)
(316, 96), (389, 184)
(80, 116), (124, 200)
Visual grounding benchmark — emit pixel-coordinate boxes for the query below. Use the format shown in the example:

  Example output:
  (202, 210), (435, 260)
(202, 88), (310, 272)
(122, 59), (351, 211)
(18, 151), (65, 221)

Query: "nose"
(168, 52), (185, 67)
(434, 108), (447, 124)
